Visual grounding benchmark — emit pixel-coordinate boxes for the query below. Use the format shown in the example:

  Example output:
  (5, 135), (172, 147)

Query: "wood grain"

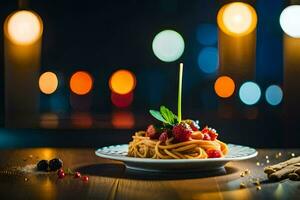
(0, 148), (299, 199)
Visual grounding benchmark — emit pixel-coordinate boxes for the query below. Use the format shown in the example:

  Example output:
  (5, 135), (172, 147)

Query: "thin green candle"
(178, 63), (183, 122)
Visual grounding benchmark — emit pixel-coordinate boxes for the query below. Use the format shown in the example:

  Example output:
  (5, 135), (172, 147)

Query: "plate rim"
(95, 143), (258, 163)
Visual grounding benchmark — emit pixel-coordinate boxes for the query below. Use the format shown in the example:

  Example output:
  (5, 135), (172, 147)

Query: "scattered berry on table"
(49, 158), (63, 171)
(82, 176), (89, 182)
(74, 172), (81, 178)
(57, 169), (64, 176)
(58, 171), (65, 179)
(37, 160), (49, 171)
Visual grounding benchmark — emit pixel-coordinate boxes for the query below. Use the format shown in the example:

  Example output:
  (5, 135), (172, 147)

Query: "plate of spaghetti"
(96, 64), (257, 172)
(95, 106), (257, 172)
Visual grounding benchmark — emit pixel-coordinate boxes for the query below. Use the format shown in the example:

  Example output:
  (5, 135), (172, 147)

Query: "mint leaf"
(160, 106), (178, 125)
(149, 110), (167, 123)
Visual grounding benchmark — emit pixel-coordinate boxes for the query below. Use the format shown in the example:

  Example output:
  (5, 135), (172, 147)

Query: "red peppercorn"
(82, 176), (89, 182)
(57, 169), (64, 176)
(74, 172), (81, 178)
(58, 172), (65, 179)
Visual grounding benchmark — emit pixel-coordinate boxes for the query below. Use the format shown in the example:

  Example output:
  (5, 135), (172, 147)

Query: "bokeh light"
(112, 111), (135, 129)
(71, 112), (93, 128)
(70, 71), (93, 95)
(111, 92), (133, 108)
(197, 47), (219, 74)
(217, 2), (257, 36)
(196, 23), (218, 46)
(40, 113), (59, 129)
(239, 81), (261, 105)
(109, 69), (136, 95)
(214, 76), (235, 98)
(152, 30), (185, 62)
(39, 72), (58, 95)
(280, 5), (300, 38)
(6, 10), (43, 45)
(265, 85), (283, 106)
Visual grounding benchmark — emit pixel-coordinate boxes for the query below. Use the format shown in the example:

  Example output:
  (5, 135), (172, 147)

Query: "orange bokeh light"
(214, 76), (235, 98)
(39, 72), (58, 94)
(70, 71), (93, 95)
(111, 111), (135, 129)
(109, 69), (136, 95)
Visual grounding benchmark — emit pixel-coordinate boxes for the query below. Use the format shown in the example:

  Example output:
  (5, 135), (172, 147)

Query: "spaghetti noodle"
(128, 130), (229, 159)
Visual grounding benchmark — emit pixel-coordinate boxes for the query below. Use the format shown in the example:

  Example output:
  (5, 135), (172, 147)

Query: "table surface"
(0, 148), (299, 200)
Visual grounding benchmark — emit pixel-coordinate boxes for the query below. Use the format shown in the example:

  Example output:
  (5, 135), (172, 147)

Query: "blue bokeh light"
(197, 47), (219, 74)
(265, 85), (283, 106)
(196, 24), (218, 46)
(239, 82), (261, 105)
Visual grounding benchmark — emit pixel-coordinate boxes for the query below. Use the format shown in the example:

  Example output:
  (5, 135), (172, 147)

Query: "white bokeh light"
(6, 10), (43, 45)
(280, 5), (300, 38)
(152, 30), (185, 62)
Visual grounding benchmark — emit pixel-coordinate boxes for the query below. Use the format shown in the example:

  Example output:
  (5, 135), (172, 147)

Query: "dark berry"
(74, 172), (81, 178)
(58, 172), (65, 179)
(82, 176), (89, 182)
(159, 132), (168, 143)
(172, 122), (193, 142)
(37, 160), (49, 171)
(49, 158), (63, 171)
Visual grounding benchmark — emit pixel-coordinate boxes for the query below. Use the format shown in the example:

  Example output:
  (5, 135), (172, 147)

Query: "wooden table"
(0, 148), (299, 199)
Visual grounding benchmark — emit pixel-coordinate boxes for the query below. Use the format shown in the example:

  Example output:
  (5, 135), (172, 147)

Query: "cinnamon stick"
(264, 156), (300, 174)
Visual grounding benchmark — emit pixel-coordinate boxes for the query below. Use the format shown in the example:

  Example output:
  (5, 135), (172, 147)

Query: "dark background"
(0, 0), (298, 148)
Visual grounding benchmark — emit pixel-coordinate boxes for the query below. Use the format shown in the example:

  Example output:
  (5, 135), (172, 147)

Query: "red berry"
(172, 122), (193, 142)
(57, 169), (64, 176)
(82, 176), (89, 182)
(159, 132), (168, 143)
(203, 133), (211, 140)
(74, 172), (81, 178)
(206, 149), (222, 158)
(58, 172), (65, 179)
(146, 125), (157, 139)
(201, 126), (209, 134)
(209, 131), (218, 141)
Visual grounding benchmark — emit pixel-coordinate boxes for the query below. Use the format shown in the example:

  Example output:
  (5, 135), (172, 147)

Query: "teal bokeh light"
(152, 30), (185, 62)
(239, 82), (261, 105)
(265, 85), (283, 106)
(197, 47), (219, 74)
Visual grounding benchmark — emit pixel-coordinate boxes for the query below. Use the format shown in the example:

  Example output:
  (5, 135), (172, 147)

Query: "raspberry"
(206, 149), (222, 158)
(159, 132), (168, 143)
(172, 122), (193, 142)
(146, 125), (158, 139)
(183, 119), (200, 131)
(203, 133), (211, 140)
(201, 126), (218, 141)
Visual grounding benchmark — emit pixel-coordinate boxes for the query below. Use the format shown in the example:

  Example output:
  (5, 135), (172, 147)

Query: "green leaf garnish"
(149, 110), (168, 123)
(149, 106), (178, 125)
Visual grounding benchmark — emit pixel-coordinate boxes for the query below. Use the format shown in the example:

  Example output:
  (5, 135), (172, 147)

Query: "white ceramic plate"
(95, 144), (257, 172)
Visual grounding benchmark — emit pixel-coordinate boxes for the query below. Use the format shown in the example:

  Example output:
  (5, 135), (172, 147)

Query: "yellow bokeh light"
(109, 70), (136, 95)
(6, 10), (43, 45)
(39, 72), (58, 94)
(217, 2), (257, 36)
